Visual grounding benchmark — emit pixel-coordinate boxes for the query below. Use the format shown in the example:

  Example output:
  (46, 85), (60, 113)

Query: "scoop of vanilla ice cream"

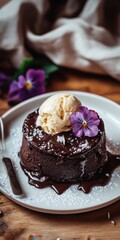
(36, 93), (81, 134)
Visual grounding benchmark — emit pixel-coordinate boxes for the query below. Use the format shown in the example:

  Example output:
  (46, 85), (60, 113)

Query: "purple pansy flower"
(70, 106), (100, 138)
(0, 71), (12, 95)
(8, 69), (45, 104)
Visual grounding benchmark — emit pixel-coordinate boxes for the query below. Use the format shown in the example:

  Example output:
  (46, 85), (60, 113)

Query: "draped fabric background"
(0, 0), (120, 80)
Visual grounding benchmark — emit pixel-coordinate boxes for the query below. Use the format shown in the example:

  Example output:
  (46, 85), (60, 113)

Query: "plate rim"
(0, 188), (120, 214)
(2, 90), (120, 119)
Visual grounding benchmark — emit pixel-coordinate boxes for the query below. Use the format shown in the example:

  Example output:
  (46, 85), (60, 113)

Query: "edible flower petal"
(70, 106), (100, 137)
(8, 69), (45, 104)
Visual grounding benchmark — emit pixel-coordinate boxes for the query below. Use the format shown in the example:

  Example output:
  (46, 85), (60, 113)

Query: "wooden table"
(0, 69), (120, 240)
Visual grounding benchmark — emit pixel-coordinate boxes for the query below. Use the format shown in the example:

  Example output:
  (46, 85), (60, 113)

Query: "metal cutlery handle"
(0, 116), (5, 151)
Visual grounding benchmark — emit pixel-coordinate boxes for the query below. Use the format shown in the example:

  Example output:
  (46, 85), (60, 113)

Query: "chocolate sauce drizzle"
(21, 152), (120, 195)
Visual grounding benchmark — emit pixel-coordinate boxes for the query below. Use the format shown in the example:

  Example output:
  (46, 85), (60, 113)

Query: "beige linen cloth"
(0, 0), (120, 80)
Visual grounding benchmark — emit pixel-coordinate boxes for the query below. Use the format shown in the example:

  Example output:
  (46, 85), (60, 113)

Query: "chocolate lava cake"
(19, 110), (108, 183)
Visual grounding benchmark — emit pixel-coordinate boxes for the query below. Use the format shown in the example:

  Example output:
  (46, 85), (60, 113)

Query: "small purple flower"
(8, 69), (45, 104)
(70, 106), (100, 138)
(0, 72), (12, 95)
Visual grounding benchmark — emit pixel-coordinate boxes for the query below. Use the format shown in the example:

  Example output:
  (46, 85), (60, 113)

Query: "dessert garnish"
(3, 157), (24, 196)
(36, 93), (81, 134)
(70, 106), (100, 137)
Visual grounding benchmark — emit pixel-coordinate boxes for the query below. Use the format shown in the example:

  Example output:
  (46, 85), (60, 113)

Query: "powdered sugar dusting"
(57, 135), (65, 145)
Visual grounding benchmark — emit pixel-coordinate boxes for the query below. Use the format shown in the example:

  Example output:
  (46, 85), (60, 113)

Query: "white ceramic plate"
(0, 91), (120, 214)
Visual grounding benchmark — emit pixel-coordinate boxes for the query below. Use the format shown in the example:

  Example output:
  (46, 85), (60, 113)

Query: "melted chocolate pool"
(20, 152), (120, 195)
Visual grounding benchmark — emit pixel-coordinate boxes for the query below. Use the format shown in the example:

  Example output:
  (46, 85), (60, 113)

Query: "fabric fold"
(0, 0), (120, 81)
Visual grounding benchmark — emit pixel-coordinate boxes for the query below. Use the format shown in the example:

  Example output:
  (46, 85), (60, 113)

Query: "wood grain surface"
(0, 69), (120, 240)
